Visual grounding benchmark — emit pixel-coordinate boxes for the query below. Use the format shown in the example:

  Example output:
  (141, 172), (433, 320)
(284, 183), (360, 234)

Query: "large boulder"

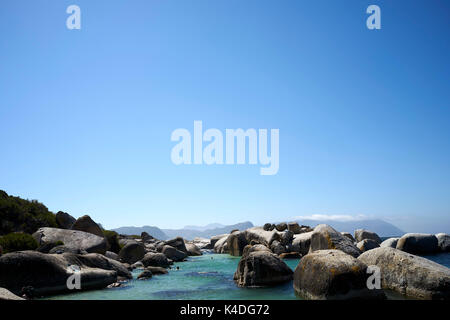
(118, 242), (146, 264)
(161, 245), (187, 262)
(291, 231), (313, 256)
(0, 287), (25, 300)
(242, 244), (272, 257)
(287, 222), (302, 234)
(33, 227), (107, 254)
(293, 250), (385, 300)
(380, 237), (399, 248)
(270, 240), (286, 255)
(244, 227), (280, 247)
(358, 247), (450, 300)
(213, 235), (229, 254)
(71, 215), (104, 238)
(0, 251), (117, 296)
(234, 250), (293, 287)
(55, 211), (76, 229)
(141, 252), (171, 268)
(164, 237), (188, 254)
(63, 253), (132, 280)
(354, 229), (382, 244)
(435, 233), (450, 252)
(279, 230), (294, 246)
(341, 232), (356, 243)
(356, 239), (380, 252)
(141, 232), (154, 243)
(310, 225), (361, 258)
(192, 238), (211, 250)
(145, 266), (168, 275)
(396, 233), (439, 254)
(105, 251), (119, 261)
(185, 243), (202, 256)
(227, 231), (248, 256)
(210, 234), (228, 248)
(263, 223), (273, 231)
(275, 223), (287, 232)
(137, 269), (152, 280)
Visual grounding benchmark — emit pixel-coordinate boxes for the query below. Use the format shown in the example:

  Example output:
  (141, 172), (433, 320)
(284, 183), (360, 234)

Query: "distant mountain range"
(293, 219), (404, 237)
(112, 218), (403, 240)
(112, 221), (254, 240)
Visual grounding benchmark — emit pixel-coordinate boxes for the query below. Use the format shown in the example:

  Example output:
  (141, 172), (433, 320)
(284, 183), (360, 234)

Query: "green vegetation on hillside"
(0, 232), (38, 253)
(0, 190), (57, 235)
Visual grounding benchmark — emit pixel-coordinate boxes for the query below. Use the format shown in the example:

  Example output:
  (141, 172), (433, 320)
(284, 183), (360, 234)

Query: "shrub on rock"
(0, 232), (38, 254)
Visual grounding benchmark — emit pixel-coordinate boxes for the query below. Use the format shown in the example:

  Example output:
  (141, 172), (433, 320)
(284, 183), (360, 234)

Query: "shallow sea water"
(44, 251), (450, 300)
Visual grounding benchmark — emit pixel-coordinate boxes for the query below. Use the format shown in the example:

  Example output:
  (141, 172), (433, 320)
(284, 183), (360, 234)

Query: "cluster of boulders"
(0, 213), (202, 300)
(208, 222), (450, 300)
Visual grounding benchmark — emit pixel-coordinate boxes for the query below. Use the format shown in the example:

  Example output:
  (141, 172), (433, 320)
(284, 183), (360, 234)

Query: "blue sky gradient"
(1, 1), (449, 232)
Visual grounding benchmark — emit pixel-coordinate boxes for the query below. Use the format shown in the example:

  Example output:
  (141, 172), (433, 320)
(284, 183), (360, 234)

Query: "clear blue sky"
(1, 0), (449, 233)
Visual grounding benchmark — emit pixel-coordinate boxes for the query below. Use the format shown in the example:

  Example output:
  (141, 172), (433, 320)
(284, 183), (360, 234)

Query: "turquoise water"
(45, 251), (450, 300)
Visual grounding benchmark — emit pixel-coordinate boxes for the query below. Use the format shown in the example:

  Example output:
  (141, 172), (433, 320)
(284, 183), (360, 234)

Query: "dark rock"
(213, 235), (229, 254)
(142, 252), (171, 268)
(145, 266), (168, 275)
(292, 231), (313, 256)
(164, 237), (188, 254)
(287, 222), (302, 234)
(49, 245), (87, 255)
(280, 231), (294, 246)
(33, 227), (107, 254)
(65, 252), (132, 280)
(141, 232), (154, 243)
(55, 211), (76, 230)
(185, 243), (202, 256)
(263, 223), (272, 231)
(275, 223), (287, 232)
(354, 229), (382, 244)
(310, 224), (361, 258)
(227, 231), (248, 256)
(380, 238), (399, 248)
(105, 251), (119, 261)
(162, 245), (187, 262)
(279, 252), (301, 259)
(71, 215), (104, 238)
(234, 251), (293, 287)
(210, 234), (228, 248)
(294, 250), (386, 300)
(0, 287), (25, 300)
(137, 269), (152, 280)
(244, 227), (280, 247)
(270, 240), (286, 255)
(435, 233), (450, 252)
(0, 251), (117, 296)
(358, 247), (450, 300)
(118, 242), (146, 264)
(341, 232), (356, 243)
(356, 239), (380, 252)
(396, 233), (439, 254)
